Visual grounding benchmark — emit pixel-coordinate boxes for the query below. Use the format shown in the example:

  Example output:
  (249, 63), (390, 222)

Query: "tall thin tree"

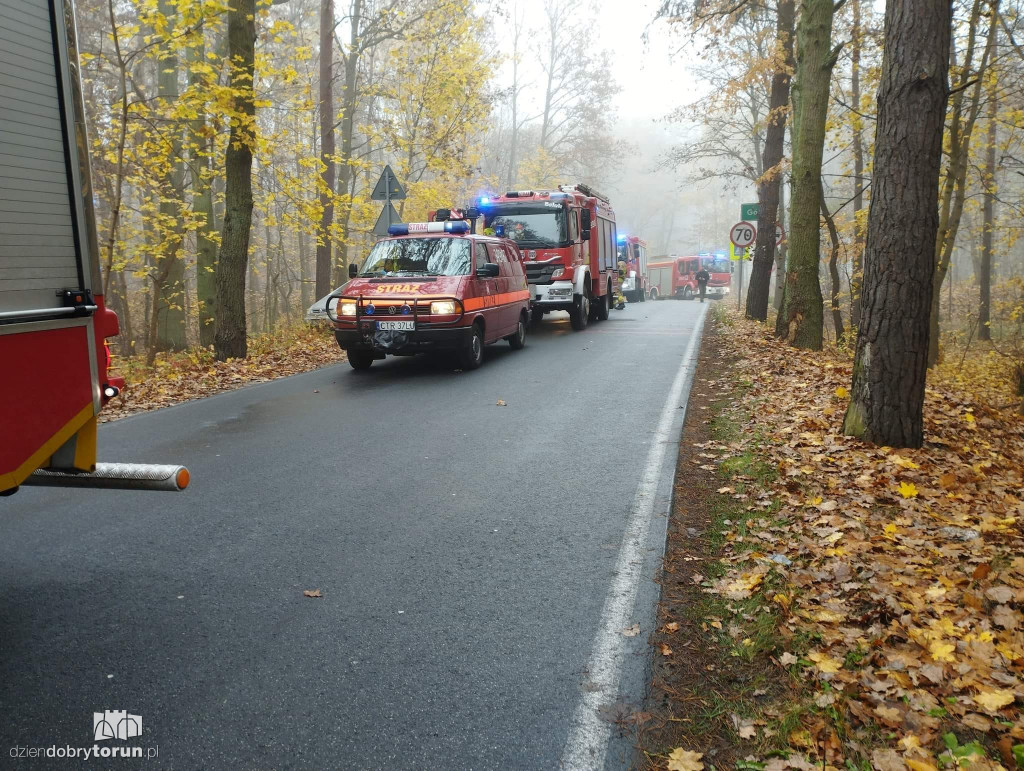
(745, 0), (795, 322)
(777, 0), (841, 349)
(213, 0), (256, 360)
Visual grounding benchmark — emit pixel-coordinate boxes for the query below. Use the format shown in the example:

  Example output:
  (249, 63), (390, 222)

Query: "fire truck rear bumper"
(530, 281), (576, 311)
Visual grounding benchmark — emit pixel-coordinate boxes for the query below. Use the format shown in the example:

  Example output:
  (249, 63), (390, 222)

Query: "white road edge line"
(560, 305), (709, 771)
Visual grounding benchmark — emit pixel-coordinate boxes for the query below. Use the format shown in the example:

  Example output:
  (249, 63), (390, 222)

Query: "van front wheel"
(459, 322), (485, 370)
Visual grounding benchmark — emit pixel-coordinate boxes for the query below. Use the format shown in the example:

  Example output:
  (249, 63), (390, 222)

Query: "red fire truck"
(1, 0), (188, 496)
(477, 185), (618, 330)
(616, 235), (649, 303)
(648, 254), (732, 301)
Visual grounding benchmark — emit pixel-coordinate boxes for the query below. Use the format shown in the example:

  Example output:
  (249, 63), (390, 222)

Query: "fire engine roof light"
(617, 233), (627, 242)
(387, 221), (469, 236)
(480, 196), (490, 204)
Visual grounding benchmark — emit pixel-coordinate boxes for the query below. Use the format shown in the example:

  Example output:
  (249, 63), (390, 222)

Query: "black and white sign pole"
(730, 219), (757, 311)
(371, 165), (407, 238)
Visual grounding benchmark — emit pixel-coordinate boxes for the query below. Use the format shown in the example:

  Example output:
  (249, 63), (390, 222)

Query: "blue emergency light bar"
(387, 221), (470, 236)
(617, 233), (627, 242)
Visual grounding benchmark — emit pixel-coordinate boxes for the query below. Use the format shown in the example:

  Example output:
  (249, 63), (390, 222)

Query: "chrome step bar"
(23, 463), (190, 492)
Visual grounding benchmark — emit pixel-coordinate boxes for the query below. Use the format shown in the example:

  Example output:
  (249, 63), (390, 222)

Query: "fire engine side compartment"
(0, 320), (98, 491)
(0, 0), (103, 492)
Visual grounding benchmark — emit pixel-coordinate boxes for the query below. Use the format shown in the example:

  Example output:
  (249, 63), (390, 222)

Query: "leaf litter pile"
(101, 325), (340, 422)
(649, 311), (1023, 770)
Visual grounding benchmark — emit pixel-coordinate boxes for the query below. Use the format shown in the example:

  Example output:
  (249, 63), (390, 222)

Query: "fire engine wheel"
(595, 286), (611, 321)
(347, 350), (374, 371)
(682, 286), (694, 301)
(531, 307), (545, 325)
(507, 315), (527, 350)
(570, 293), (589, 331)
(650, 288), (659, 301)
(639, 287), (647, 302)
(459, 322), (485, 370)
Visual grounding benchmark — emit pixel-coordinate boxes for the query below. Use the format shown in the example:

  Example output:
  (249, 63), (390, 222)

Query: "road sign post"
(370, 165), (407, 237)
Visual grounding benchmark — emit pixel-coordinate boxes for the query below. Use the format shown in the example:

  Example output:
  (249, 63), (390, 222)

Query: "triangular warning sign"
(372, 202), (402, 236)
(370, 164), (406, 201)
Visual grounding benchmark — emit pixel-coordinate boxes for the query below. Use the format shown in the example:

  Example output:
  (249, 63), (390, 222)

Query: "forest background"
(77, 0), (1024, 387)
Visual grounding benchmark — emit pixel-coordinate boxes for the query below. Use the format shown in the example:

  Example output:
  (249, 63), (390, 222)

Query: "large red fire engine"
(1, 0), (188, 496)
(477, 185), (618, 330)
(616, 234), (649, 303)
(648, 254), (732, 301)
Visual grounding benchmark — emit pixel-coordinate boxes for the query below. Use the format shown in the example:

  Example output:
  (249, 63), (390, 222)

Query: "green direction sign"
(741, 203), (759, 221)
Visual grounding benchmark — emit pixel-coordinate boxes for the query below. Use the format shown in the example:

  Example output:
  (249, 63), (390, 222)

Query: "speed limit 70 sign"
(730, 221), (757, 248)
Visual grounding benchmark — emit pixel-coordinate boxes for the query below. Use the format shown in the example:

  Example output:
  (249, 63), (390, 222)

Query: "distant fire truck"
(616, 235), (649, 303)
(1, 0), (188, 495)
(477, 185), (618, 330)
(648, 254), (732, 301)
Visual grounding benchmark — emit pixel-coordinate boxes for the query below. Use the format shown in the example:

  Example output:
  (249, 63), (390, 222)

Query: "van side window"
(485, 244), (508, 277)
(475, 242), (488, 271)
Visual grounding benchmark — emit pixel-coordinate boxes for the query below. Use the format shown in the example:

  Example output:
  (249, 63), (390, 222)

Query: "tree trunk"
(850, 0), (865, 329)
(188, 33), (218, 348)
(333, 28), (361, 288)
(844, 0), (951, 448)
(821, 183), (845, 344)
(979, 75), (997, 341)
(746, 0), (795, 322)
(773, 182), (787, 312)
(213, 0), (256, 361)
(927, 0), (996, 366)
(314, 0), (335, 300)
(153, 0), (186, 353)
(778, 0), (839, 350)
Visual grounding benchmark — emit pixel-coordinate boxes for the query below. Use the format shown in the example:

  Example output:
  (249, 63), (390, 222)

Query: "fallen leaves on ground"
(689, 310), (1024, 767)
(302, 589), (322, 598)
(101, 325), (340, 422)
(666, 747), (704, 771)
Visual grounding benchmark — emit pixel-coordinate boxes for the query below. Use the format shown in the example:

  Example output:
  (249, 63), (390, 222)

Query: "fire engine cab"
(1, 0), (188, 496)
(477, 184), (618, 331)
(648, 254), (732, 301)
(616, 234), (649, 303)
(328, 216), (530, 371)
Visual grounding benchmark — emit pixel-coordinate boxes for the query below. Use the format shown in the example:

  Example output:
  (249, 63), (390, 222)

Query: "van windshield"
(484, 205), (568, 247)
(358, 237), (472, 277)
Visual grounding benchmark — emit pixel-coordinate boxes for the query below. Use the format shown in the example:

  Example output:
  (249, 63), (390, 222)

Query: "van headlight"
(338, 300), (357, 317)
(430, 300), (458, 315)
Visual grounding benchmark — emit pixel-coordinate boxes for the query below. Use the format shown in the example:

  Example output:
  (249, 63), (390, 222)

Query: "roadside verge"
(637, 307), (1024, 770)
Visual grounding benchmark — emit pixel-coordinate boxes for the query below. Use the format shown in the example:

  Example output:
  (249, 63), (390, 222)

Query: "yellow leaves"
(883, 522), (899, 540)
(834, 386), (849, 398)
(722, 572), (764, 599)
(905, 760), (939, 771)
(807, 651), (842, 673)
(973, 689), (1015, 712)
(666, 748), (704, 771)
(928, 640), (957, 662)
(891, 455), (920, 470)
(898, 481), (919, 498)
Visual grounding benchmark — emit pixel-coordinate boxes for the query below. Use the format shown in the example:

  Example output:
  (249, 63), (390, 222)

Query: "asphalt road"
(1, 299), (707, 770)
